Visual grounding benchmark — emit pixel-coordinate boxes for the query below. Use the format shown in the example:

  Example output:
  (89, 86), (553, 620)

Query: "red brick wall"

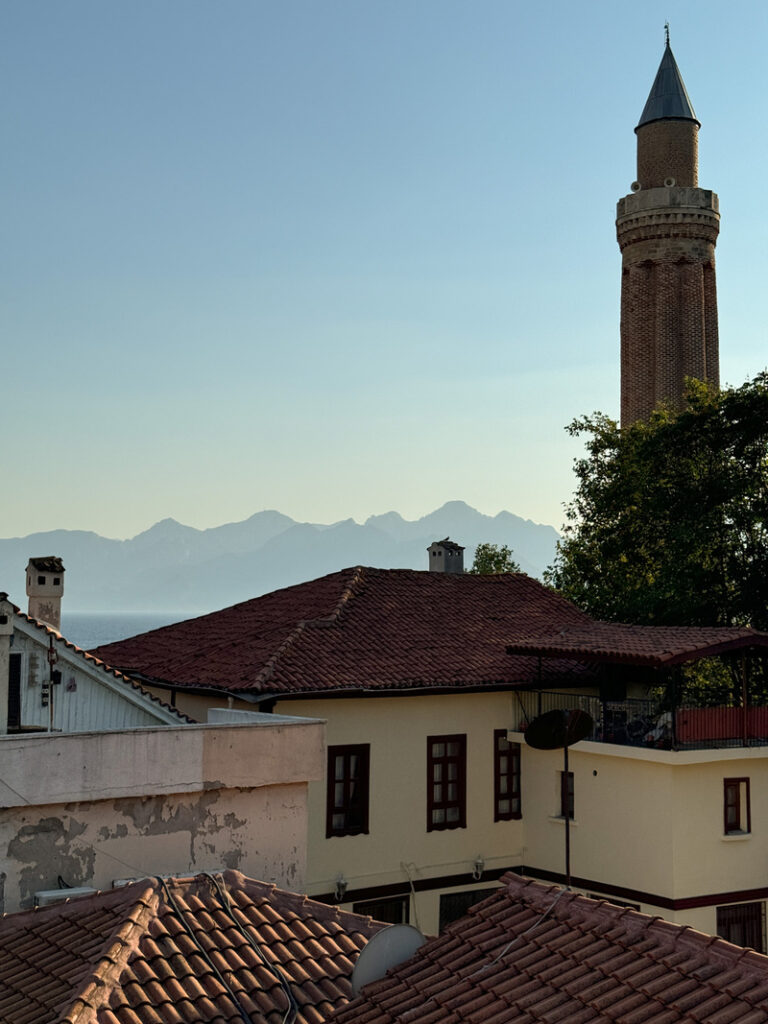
(636, 120), (699, 187)
(617, 190), (720, 425)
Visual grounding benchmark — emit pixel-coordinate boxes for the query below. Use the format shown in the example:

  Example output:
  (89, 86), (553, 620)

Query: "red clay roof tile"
(506, 622), (768, 667)
(328, 875), (768, 1024)
(0, 870), (384, 1024)
(92, 567), (595, 696)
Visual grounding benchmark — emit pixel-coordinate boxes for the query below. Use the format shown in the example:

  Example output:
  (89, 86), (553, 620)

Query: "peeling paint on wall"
(7, 816), (95, 908)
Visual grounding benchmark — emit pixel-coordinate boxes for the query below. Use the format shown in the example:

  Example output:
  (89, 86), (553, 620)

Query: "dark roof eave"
(634, 114), (700, 131)
(506, 637), (768, 669)
(124, 676), (597, 703)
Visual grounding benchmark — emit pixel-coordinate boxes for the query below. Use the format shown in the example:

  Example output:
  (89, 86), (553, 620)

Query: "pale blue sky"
(4, 1), (767, 539)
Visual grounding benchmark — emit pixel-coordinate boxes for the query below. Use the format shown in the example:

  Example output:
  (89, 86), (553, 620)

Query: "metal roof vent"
(34, 886), (98, 907)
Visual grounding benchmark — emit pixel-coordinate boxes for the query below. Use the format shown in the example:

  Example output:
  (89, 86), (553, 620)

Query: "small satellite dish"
(351, 923), (426, 996)
(524, 708), (594, 750)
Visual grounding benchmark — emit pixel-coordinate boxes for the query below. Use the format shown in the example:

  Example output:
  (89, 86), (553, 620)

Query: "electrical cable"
(202, 872), (299, 1024)
(470, 886), (567, 976)
(157, 875), (254, 1024)
(399, 862), (422, 934)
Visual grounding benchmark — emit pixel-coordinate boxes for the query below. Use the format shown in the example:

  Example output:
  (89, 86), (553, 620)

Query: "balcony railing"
(512, 691), (768, 751)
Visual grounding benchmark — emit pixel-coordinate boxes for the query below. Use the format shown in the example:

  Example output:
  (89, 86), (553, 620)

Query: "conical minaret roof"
(637, 43), (699, 129)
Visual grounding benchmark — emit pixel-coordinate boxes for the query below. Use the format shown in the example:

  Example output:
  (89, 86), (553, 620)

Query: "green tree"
(545, 374), (768, 630)
(469, 543), (521, 575)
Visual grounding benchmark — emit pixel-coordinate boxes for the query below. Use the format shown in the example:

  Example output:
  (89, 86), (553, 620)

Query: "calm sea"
(60, 612), (191, 650)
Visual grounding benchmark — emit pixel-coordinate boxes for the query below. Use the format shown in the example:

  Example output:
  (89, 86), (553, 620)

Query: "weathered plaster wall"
(1, 782), (307, 913)
(0, 719), (324, 914)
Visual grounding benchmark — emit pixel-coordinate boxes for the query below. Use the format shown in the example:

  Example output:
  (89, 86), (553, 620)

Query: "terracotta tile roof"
(11, 604), (193, 723)
(92, 568), (595, 697)
(0, 870), (384, 1024)
(505, 622), (768, 667)
(330, 874), (768, 1024)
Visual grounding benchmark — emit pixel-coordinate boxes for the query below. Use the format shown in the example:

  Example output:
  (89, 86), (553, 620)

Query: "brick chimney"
(427, 538), (465, 574)
(26, 557), (65, 630)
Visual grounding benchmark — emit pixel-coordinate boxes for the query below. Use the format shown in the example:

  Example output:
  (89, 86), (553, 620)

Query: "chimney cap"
(430, 537), (465, 553)
(27, 557), (66, 573)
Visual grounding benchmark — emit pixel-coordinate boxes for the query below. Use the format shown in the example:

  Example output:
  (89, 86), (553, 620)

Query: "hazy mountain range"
(0, 501), (560, 613)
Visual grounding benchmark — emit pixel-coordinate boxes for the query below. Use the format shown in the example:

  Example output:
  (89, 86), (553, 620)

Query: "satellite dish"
(351, 923), (426, 996)
(524, 708), (594, 750)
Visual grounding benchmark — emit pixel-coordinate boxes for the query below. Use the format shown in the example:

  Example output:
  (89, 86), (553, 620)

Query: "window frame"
(326, 744), (370, 839)
(560, 770), (574, 820)
(494, 729), (521, 821)
(427, 734), (467, 832)
(724, 777), (751, 835)
(717, 901), (765, 952)
(353, 895), (410, 925)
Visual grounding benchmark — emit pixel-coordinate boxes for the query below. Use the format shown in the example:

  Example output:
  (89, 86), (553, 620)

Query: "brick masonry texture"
(636, 120), (699, 188)
(617, 184), (720, 425)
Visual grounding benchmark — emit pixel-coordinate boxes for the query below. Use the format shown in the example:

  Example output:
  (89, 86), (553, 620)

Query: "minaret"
(617, 34), (720, 426)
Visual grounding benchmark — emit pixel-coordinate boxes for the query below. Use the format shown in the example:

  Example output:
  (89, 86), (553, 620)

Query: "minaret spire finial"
(664, 22), (670, 46)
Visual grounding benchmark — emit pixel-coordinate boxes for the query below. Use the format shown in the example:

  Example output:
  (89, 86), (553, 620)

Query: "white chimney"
(26, 557), (65, 630)
(427, 538), (465, 574)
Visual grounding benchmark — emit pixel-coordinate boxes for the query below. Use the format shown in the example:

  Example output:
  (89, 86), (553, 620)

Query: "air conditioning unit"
(34, 886), (98, 907)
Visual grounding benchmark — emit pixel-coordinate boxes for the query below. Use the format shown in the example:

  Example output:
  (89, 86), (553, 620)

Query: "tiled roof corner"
(0, 871), (385, 1024)
(329, 873), (768, 1023)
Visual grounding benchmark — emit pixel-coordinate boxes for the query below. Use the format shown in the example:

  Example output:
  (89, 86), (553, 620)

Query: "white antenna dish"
(351, 923), (426, 996)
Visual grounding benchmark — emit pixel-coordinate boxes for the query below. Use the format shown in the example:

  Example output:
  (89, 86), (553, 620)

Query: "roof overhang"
(506, 625), (768, 668)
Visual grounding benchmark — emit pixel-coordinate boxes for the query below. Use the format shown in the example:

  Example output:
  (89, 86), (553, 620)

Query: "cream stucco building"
(93, 566), (768, 945)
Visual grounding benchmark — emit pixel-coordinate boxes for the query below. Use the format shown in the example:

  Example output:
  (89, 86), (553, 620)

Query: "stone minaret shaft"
(617, 42), (720, 426)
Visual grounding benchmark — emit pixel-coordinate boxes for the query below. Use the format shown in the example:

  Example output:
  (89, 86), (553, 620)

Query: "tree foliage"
(469, 542), (521, 575)
(545, 375), (768, 630)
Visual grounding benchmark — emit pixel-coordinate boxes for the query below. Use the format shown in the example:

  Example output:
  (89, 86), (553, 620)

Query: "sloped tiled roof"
(0, 870), (384, 1024)
(331, 873), (768, 1024)
(13, 605), (193, 723)
(93, 567), (594, 696)
(506, 622), (768, 667)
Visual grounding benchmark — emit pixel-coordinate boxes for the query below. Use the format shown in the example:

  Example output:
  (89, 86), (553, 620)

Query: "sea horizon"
(60, 611), (193, 650)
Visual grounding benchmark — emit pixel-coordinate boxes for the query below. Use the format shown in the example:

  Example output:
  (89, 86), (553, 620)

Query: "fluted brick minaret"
(617, 40), (720, 426)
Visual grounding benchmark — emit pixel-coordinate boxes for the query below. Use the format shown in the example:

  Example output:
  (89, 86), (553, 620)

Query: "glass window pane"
(433, 808), (445, 824)
(447, 742), (459, 756)
(332, 813), (345, 829)
(433, 743), (445, 758)
(335, 782), (345, 805)
(433, 784), (443, 801)
(498, 799), (510, 814)
(433, 764), (443, 782)
(447, 807), (460, 822)
(335, 756), (345, 781)
(447, 782), (458, 801)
